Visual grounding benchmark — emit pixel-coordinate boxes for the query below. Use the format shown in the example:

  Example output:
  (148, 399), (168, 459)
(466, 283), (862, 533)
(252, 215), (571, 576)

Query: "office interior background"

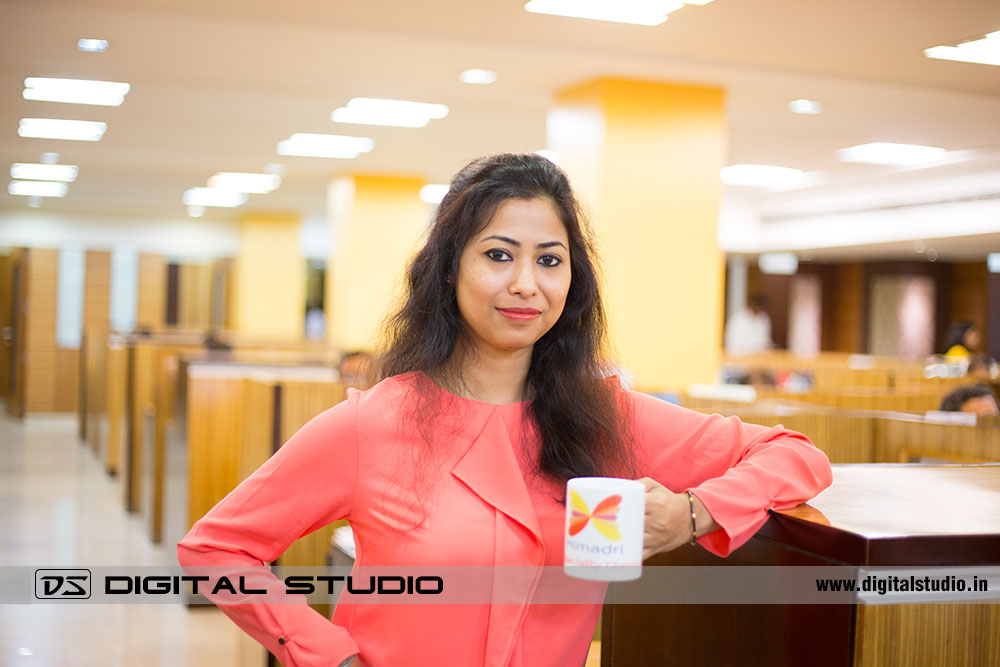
(2, 1), (1000, 665)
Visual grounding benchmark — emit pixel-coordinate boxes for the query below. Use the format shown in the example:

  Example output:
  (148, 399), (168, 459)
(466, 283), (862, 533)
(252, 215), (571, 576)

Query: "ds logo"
(34, 569), (91, 599)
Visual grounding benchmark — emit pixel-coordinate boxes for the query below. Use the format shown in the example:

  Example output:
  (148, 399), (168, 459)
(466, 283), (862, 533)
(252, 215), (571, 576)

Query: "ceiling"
(2, 0), (1000, 260)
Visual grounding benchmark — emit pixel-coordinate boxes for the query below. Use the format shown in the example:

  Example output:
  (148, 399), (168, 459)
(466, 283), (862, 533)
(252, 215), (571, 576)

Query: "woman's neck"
(439, 342), (533, 404)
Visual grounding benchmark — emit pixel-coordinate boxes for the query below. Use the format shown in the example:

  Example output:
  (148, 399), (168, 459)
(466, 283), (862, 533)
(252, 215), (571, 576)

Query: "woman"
(944, 321), (981, 359)
(178, 154), (832, 667)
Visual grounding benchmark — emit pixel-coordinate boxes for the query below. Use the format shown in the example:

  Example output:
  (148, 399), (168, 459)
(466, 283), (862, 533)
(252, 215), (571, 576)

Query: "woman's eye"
(485, 249), (512, 262)
(538, 255), (562, 267)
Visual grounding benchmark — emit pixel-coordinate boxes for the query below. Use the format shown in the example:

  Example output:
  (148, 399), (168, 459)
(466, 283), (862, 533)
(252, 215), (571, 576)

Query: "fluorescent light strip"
(276, 133), (374, 159)
(23, 77), (130, 106)
(837, 142), (947, 166)
(77, 38), (109, 52)
(18, 118), (107, 141)
(459, 69), (498, 85)
(9, 180), (68, 197)
(523, 0), (685, 26)
(10, 163), (78, 182)
(207, 172), (281, 194)
(181, 187), (248, 208)
(420, 184), (449, 204)
(332, 98), (449, 128)
(720, 164), (805, 188)
(925, 31), (1000, 67)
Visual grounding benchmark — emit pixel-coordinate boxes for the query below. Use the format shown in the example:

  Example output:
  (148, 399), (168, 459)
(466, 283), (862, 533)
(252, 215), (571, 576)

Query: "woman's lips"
(497, 308), (541, 321)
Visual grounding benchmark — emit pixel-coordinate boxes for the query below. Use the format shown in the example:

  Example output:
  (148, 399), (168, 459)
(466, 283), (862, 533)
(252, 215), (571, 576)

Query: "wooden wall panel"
(84, 251), (111, 334)
(950, 261), (988, 342)
(24, 248), (58, 412)
(137, 253), (165, 330)
(178, 263), (213, 330)
(831, 263), (864, 353)
(187, 375), (243, 527)
(54, 348), (79, 412)
(0, 253), (12, 400)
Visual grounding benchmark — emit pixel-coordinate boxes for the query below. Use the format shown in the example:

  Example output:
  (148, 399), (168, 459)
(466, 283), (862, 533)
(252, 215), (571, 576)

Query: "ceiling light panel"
(331, 98), (449, 128)
(10, 163), (78, 182)
(788, 99), (822, 114)
(925, 31), (1000, 67)
(720, 164), (805, 188)
(18, 118), (107, 141)
(207, 172), (281, 194)
(9, 180), (69, 197)
(77, 38), (109, 52)
(459, 69), (498, 85)
(276, 133), (374, 159)
(837, 142), (946, 166)
(523, 0), (686, 26)
(23, 78), (130, 106)
(181, 187), (248, 208)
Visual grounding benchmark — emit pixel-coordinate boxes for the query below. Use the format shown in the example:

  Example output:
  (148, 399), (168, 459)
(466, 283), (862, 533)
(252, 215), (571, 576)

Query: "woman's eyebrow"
(481, 234), (567, 250)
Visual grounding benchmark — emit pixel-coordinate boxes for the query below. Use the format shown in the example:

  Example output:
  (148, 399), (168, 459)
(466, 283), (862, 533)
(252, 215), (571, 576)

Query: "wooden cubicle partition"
(875, 418), (1000, 463)
(104, 340), (127, 475)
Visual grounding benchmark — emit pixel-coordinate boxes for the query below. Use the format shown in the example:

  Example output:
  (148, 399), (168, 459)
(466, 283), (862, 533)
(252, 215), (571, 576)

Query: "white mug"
(564, 477), (646, 581)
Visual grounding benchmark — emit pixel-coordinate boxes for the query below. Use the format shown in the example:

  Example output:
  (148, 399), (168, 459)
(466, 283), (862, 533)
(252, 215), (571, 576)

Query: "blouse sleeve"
(630, 391), (832, 557)
(176, 389), (361, 666)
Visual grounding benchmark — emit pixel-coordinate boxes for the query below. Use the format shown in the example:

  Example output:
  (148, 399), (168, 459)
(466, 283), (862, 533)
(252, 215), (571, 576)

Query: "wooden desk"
(601, 464), (1000, 667)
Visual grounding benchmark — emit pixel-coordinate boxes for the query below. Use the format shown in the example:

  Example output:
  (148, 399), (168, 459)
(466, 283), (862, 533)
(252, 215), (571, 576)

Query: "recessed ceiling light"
(9, 180), (69, 197)
(10, 163), (78, 182)
(535, 149), (560, 165)
(187, 205), (205, 218)
(181, 187), (248, 208)
(459, 69), (498, 85)
(263, 163), (287, 176)
(40, 152), (60, 164)
(758, 253), (799, 275)
(925, 30), (1000, 67)
(720, 164), (805, 188)
(18, 118), (107, 141)
(77, 38), (109, 52)
(207, 172), (281, 194)
(23, 77), (130, 106)
(523, 0), (687, 26)
(331, 98), (449, 128)
(276, 133), (374, 159)
(27, 196), (42, 208)
(788, 99), (822, 114)
(837, 142), (946, 166)
(419, 184), (449, 204)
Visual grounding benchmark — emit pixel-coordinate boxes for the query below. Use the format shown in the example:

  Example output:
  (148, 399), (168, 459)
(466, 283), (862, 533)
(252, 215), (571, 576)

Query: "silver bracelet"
(338, 656), (357, 667)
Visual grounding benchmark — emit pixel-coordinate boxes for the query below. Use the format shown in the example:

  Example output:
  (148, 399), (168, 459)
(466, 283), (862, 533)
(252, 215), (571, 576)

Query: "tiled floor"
(0, 410), (242, 666)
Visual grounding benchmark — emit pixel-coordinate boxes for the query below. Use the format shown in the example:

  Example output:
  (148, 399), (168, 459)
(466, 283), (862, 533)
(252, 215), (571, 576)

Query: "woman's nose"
(509, 261), (539, 296)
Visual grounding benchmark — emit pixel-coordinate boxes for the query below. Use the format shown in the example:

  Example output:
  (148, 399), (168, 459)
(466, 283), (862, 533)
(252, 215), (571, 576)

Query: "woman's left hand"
(637, 477), (691, 560)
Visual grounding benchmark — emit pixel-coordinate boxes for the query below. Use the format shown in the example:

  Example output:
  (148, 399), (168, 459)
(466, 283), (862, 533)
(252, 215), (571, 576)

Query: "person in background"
(337, 350), (372, 390)
(939, 384), (1000, 416)
(967, 354), (997, 382)
(724, 292), (772, 356)
(943, 321), (981, 359)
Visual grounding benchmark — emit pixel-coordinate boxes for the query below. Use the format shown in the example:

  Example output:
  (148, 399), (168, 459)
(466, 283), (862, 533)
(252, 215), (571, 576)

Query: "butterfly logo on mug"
(569, 491), (622, 541)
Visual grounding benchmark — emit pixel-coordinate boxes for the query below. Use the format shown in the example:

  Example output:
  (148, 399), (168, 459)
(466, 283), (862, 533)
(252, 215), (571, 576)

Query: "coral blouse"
(177, 372), (832, 667)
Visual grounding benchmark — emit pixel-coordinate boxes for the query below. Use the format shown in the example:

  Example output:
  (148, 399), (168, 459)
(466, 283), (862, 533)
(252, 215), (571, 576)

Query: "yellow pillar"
(231, 213), (304, 339)
(326, 175), (430, 351)
(549, 78), (726, 391)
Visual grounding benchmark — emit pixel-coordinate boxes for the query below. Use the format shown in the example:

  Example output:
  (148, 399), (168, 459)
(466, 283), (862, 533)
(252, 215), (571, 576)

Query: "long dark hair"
(376, 153), (635, 483)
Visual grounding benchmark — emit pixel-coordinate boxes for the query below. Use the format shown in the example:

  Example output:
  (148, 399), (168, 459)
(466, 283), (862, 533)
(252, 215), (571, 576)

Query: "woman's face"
(455, 197), (571, 357)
